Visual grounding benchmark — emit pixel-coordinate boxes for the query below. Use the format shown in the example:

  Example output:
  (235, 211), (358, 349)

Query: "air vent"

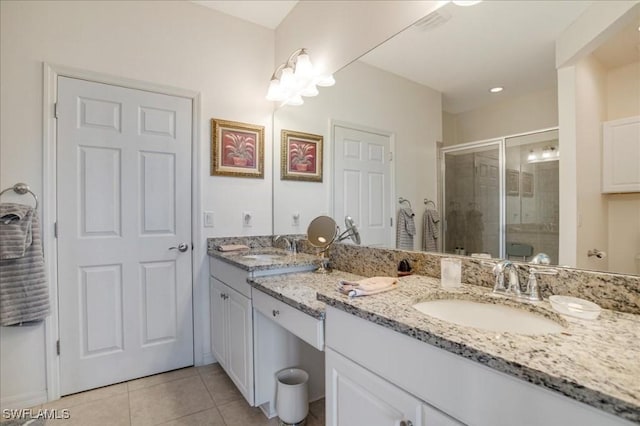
(413, 10), (452, 31)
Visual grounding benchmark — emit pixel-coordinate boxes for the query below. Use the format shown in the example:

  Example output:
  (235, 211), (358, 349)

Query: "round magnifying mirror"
(344, 216), (361, 245)
(307, 216), (338, 248)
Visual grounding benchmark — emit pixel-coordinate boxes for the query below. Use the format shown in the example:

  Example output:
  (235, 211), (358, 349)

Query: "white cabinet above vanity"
(602, 116), (640, 193)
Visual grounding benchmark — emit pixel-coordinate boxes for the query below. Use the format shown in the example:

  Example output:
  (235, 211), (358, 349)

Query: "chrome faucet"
(273, 235), (295, 254)
(524, 266), (557, 301)
(492, 260), (521, 297)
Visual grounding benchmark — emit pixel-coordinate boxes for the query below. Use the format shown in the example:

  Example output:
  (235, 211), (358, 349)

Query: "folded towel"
(217, 244), (251, 252)
(0, 203), (34, 260)
(337, 277), (398, 298)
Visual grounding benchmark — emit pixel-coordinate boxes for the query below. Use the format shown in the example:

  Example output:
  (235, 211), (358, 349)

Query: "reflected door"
(334, 125), (392, 247)
(57, 77), (193, 395)
(443, 143), (500, 257)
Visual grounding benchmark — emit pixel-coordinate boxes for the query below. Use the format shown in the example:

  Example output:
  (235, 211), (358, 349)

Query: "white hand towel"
(337, 277), (398, 297)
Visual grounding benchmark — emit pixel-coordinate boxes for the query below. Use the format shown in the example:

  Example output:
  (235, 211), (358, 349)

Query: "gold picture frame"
(211, 118), (264, 178)
(281, 129), (323, 182)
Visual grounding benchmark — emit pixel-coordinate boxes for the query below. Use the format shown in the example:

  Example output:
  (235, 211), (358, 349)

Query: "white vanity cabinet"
(209, 258), (255, 405)
(602, 116), (640, 193)
(326, 347), (460, 426)
(325, 306), (632, 426)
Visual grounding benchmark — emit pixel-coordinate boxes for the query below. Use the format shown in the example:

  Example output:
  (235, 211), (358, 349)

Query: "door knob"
(169, 243), (189, 252)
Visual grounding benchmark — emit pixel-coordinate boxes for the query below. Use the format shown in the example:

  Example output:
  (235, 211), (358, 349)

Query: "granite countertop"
(208, 246), (319, 272)
(249, 271), (640, 423)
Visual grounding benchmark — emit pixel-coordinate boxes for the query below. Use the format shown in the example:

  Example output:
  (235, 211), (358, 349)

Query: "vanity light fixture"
(527, 146), (559, 163)
(266, 48), (335, 106)
(489, 86), (504, 93)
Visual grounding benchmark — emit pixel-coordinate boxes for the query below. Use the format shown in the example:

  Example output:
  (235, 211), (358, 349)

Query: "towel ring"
(398, 197), (412, 209)
(0, 183), (38, 210)
(424, 199), (436, 209)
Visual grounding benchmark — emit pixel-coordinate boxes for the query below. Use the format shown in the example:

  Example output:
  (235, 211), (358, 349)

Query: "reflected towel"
(422, 209), (440, 252)
(396, 208), (416, 250)
(337, 276), (398, 297)
(217, 244), (250, 252)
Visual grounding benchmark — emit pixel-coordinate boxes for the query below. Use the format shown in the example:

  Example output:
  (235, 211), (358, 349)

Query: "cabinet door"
(226, 286), (254, 405)
(326, 348), (423, 426)
(602, 116), (640, 193)
(210, 277), (227, 368)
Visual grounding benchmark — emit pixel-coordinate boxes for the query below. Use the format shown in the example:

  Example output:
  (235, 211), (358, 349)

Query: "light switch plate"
(204, 211), (214, 228)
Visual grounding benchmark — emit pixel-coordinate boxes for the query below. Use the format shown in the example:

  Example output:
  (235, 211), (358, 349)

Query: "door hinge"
(388, 151), (393, 161)
(54, 102), (58, 119)
(390, 217), (393, 227)
(54, 222), (58, 238)
(56, 340), (60, 356)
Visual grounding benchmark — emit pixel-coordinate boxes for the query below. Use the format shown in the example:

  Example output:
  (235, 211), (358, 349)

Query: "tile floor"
(5, 364), (325, 426)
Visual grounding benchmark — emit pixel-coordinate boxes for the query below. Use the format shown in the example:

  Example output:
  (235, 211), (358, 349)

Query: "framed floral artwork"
(211, 118), (264, 178)
(281, 129), (323, 182)
(506, 169), (520, 196)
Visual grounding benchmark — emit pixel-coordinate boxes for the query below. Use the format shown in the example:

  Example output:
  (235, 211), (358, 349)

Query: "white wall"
(273, 60), (442, 250)
(443, 87), (558, 146)
(0, 0), (273, 408)
(556, 2), (640, 271)
(574, 55), (609, 271)
(606, 61), (640, 274)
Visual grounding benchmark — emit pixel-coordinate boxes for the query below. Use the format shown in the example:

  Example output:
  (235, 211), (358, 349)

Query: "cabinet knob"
(272, 309), (279, 317)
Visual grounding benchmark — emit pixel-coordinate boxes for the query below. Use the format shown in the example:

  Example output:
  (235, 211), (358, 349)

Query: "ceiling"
(360, 1), (595, 114)
(192, 0), (298, 29)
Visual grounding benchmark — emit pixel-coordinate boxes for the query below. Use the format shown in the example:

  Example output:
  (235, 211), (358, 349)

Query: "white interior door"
(334, 125), (393, 247)
(56, 76), (193, 395)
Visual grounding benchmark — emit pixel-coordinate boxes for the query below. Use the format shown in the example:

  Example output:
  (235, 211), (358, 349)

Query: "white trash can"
(275, 368), (309, 425)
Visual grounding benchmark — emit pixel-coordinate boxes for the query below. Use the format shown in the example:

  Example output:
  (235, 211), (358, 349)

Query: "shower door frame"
(439, 126), (559, 259)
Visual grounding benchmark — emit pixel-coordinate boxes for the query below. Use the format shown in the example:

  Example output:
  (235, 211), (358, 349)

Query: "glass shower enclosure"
(441, 129), (559, 263)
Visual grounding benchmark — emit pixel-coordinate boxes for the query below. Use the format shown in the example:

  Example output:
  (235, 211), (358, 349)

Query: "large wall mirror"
(273, 1), (640, 276)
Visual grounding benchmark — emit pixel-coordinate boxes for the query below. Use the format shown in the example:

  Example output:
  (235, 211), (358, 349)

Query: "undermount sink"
(242, 254), (287, 261)
(413, 299), (565, 335)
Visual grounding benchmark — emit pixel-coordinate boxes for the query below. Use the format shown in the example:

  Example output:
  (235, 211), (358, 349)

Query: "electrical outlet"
(204, 211), (214, 228)
(242, 211), (253, 228)
(292, 212), (300, 227)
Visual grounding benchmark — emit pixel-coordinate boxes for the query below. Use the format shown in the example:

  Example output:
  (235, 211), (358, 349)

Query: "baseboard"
(198, 352), (215, 367)
(1, 390), (48, 410)
(258, 401), (277, 419)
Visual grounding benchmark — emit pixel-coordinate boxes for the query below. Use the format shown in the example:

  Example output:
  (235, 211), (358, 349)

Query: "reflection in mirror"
(338, 216), (361, 245)
(307, 215), (337, 248)
(273, 1), (640, 275)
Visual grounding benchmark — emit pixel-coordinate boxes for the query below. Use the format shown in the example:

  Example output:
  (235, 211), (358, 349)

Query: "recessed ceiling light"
(452, 0), (483, 6)
(489, 87), (504, 93)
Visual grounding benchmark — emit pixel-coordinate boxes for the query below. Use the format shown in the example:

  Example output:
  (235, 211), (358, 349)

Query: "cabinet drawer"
(252, 289), (324, 350)
(209, 257), (251, 298)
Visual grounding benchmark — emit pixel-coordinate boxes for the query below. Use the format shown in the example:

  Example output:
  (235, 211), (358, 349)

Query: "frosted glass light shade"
(300, 84), (319, 97)
(294, 52), (314, 80)
(287, 95), (304, 106)
(316, 74), (335, 87)
(266, 79), (285, 101)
